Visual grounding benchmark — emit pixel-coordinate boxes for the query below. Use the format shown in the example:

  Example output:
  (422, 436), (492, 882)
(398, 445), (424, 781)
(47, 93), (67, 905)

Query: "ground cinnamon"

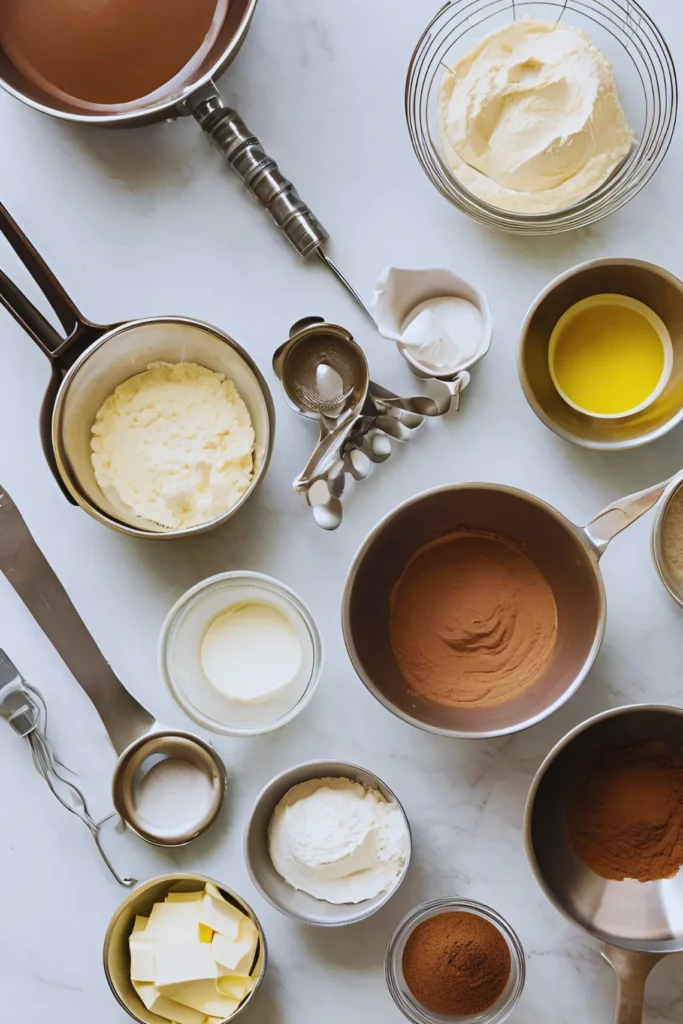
(566, 738), (683, 882)
(402, 911), (511, 1016)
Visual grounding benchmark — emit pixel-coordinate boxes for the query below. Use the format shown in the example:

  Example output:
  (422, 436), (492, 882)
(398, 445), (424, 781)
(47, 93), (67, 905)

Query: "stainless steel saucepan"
(526, 705), (683, 1024)
(342, 479), (669, 738)
(0, 0), (370, 315)
(0, 202), (274, 537)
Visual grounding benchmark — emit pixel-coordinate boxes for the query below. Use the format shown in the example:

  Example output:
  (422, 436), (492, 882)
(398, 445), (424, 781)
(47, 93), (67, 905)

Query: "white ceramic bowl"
(159, 572), (323, 736)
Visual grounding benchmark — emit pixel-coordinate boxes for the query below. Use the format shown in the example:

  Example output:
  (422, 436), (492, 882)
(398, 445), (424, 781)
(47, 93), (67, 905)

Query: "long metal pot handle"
(187, 82), (330, 259)
(601, 945), (664, 1024)
(581, 478), (672, 559)
(0, 486), (155, 754)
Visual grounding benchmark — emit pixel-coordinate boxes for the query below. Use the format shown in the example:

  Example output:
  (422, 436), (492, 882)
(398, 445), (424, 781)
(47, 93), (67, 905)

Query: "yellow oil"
(551, 300), (665, 416)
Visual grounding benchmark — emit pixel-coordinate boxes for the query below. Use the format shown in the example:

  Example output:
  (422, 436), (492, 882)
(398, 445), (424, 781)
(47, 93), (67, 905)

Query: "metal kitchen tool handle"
(0, 488), (155, 754)
(581, 478), (672, 559)
(190, 84), (329, 259)
(601, 945), (664, 1024)
(0, 203), (109, 499)
(0, 650), (136, 888)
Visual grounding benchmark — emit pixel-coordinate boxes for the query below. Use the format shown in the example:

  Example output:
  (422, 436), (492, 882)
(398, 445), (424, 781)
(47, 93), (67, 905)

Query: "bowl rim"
(102, 870), (268, 1024)
(523, 702), (683, 947)
(52, 315), (276, 539)
(547, 293), (674, 420)
(385, 896), (526, 1024)
(242, 758), (412, 926)
(518, 258), (683, 450)
(341, 480), (606, 740)
(158, 570), (323, 736)
(651, 470), (683, 609)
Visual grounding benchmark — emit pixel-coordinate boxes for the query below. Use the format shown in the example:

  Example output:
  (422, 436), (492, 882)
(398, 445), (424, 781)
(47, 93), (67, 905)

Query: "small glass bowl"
(159, 572), (323, 736)
(386, 898), (525, 1024)
(405, 0), (677, 234)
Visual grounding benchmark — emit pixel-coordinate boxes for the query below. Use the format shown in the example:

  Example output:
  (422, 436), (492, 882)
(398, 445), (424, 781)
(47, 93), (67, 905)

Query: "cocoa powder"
(389, 529), (558, 708)
(402, 911), (511, 1016)
(567, 738), (683, 882)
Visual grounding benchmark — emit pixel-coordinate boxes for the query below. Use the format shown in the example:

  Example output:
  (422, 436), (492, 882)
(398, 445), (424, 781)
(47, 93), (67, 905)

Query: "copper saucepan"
(342, 480), (669, 738)
(0, 0), (358, 298)
(0, 202), (275, 537)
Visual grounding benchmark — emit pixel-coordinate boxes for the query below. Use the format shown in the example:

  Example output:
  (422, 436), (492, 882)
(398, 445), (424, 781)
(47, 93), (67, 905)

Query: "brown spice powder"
(566, 739), (683, 882)
(402, 911), (511, 1016)
(389, 529), (558, 708)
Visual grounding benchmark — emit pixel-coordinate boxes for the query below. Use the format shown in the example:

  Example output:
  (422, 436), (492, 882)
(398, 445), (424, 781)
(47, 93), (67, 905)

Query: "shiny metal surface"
(525, 706), (683, 1024)
(652, 471), (683, 608)
(244, 760), (411, 926)
(0, 486), (227, 847)
(519, 259), (683, 450)
(0, 0), (258, 125)
(53, 316), (275, 538)
(342, 481), (668, 739)
(103, 873), (266, 1024)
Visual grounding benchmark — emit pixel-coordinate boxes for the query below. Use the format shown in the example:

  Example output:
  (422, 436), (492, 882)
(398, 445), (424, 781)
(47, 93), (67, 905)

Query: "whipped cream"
(439, 20), (635, 214)
(268, 777), (409, 904)
(91, 361), (254, 529)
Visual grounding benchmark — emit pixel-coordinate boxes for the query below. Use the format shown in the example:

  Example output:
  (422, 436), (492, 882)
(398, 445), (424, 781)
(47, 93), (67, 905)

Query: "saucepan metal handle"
(188, 83), (330, 259)
(0, 487), (155, 754)
(601, 945), (664, 1024)
(581, 478), (671, 560)
(0, 202), (105, 364)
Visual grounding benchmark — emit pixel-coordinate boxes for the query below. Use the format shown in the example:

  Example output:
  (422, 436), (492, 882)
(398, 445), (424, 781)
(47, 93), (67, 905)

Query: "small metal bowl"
(519, 259), (683, 450)
(103, 873), (267, 1024)
(386, 897), (525, 1024)
(243, 760), (411, 926)
(159, 572), (323, 736)
(652, 471), (683, 607)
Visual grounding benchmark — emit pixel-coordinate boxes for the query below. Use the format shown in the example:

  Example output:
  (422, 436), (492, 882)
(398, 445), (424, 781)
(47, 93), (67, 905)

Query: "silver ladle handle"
(0, 488), (155, 754)
(189, 84), (329, 258)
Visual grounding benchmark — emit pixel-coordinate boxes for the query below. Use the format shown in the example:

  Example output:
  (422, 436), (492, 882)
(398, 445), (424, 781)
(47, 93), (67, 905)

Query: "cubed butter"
(145, 902), (207, 944)
(166, 889), (205, 904)
(217, 975), (256, 1001)
(155, 942), (217, 991)
(171, 980), (240, 1018)
(198, 894), (243, 941)
(132, 982), (206, 1024)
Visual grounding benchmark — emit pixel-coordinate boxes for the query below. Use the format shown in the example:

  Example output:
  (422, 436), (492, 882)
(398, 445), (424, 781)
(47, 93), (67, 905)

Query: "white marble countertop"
(1, 1), (683, 1021)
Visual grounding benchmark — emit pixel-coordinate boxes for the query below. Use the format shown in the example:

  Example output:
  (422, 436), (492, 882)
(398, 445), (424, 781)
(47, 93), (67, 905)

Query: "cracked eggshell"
(370, 266), (492, 378)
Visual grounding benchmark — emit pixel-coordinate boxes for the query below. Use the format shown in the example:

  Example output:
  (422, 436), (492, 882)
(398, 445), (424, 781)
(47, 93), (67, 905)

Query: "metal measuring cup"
(0, 202), (274, 537)
(0, 486), (227, 873)
(526, 705), (683, 1024)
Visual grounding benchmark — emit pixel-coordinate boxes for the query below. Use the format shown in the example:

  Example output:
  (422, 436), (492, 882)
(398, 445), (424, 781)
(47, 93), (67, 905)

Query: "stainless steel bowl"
(519, 259), (683, 450)
(525, 705), (683, 1024)
(0, 204), (274, 538)
(652, 471), (683, 608)
(243, 759), (411, 926)
(103, 872), (267, 1024)
(342, 480), (668, 739)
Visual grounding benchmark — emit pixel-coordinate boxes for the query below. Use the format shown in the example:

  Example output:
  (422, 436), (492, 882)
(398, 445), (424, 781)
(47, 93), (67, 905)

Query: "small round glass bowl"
(159, 572), (323, 736)
(405, 0), (677, 234)
(386, 898), (525, 1024)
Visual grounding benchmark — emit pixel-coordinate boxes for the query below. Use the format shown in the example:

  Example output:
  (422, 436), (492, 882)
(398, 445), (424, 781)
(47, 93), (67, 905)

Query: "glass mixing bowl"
(386, 897), (525, 1024)
(405, 0), (677, 234)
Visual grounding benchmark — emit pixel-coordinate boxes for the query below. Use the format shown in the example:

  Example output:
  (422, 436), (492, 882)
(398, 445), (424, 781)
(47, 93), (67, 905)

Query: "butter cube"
(171, 980), (240, 1018)
(212, 920), (258, 977)
(132, 915), (150, 934)
(166, 889), (205, 904)
(132, 982), (206, 1024)
(155, 942), (217, 991)
(204, 883), (224, 901)
(217, 975), (256, 1001)
(129, 936), (158, 983)
(145, 902), (207, 944)
(198, 894), (243, 941)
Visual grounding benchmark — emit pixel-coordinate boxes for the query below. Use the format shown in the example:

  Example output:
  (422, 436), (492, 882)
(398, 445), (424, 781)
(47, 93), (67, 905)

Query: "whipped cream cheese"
(439, 20), (635, 214)
(91, 362), (254, 529)
(268, 777), (409, 905)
